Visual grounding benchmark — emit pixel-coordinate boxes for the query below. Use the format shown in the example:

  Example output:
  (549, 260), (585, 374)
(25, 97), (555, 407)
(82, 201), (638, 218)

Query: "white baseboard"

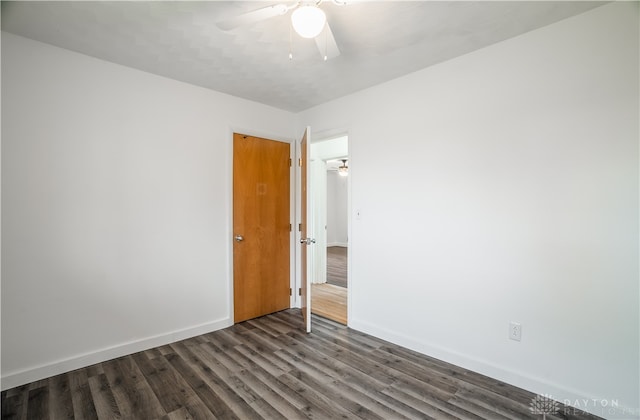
(327, 242), (348, 247)
(348, 318), (639, 420)
(1, 317), (233, 391)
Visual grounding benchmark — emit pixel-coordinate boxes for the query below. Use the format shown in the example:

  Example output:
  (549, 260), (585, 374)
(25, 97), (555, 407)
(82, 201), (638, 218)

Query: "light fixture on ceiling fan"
(216, 1), (344, 60)
(337, 159), (348, 176)
(291, 5), (326, 39)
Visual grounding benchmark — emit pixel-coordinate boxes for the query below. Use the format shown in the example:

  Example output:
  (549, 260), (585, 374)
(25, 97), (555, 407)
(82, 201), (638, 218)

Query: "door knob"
(234, 235), (244, 242)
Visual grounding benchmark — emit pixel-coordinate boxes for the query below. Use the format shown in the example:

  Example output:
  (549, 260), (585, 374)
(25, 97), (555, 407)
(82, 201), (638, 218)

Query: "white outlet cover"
(509, 322), (522, 341)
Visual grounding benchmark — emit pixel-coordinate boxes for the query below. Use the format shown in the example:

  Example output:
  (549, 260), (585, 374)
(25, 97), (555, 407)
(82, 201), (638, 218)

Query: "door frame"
(226, 126), (352, 326)
(227, 127), (297, 322)
(309, 135), (349, 285)
(295, 128), (352, 326)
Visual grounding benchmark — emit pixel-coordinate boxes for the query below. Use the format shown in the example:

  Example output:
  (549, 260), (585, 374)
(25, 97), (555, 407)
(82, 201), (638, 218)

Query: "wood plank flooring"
(311, 283), (347, 325)
(326, 246), (347, 288)
(2, 310), (602, 420)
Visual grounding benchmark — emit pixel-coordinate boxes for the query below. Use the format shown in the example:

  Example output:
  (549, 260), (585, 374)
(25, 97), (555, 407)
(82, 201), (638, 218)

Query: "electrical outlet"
(509, 322), (522, 341)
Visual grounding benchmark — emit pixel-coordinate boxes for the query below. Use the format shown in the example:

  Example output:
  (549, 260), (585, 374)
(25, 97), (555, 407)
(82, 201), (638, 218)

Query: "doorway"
(309, 136), (348, 324)
(233, 133), (291, 323)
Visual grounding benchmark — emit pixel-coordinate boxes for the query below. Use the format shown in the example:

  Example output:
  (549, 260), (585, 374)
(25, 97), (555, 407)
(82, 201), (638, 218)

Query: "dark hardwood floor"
(2, 310), (601, 419)
(326, 246), (347, 288)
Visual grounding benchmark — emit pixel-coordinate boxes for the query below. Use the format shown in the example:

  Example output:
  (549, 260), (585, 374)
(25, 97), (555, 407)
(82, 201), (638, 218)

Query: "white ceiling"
(1, 1), (604, 112)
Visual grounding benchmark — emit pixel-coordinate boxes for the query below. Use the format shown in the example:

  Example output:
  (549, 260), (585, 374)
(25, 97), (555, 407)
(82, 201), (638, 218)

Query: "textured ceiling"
(1, 1), (604, 112)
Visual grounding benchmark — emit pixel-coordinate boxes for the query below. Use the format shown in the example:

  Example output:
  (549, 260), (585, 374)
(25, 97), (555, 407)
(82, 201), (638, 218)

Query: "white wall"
(297, 3), (639, 418)
(326, 171), (348, 247)
(1, 33), (295, 389)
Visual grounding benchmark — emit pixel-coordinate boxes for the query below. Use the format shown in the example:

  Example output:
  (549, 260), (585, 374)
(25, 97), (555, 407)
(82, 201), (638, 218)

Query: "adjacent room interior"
(310, 136), (349, 325)
(1, 1), (638, 418)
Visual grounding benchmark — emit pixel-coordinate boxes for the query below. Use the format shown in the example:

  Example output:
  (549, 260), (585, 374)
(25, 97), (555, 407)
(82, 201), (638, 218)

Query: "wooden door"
(299, 127), (312, 333)
(233, 133), (290, 323)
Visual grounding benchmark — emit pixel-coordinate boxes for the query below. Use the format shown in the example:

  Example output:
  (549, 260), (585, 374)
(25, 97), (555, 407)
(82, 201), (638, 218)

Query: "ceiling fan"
(216, 1), (345, 60)
(328, 159), (348, 176)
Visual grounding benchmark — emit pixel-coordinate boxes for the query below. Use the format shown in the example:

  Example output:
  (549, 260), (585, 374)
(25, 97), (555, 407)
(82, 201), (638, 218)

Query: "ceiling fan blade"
(315, 22), (341, 60)
(216, 4), (290, 31)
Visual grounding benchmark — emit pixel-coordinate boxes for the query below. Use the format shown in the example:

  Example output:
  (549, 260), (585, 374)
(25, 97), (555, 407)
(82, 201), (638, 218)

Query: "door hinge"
(298, 158), (302, 167)
(290, 288), (292, 296)
(298, 223), (302, 232)
(289, 223), (292, 232)
(289, 158), (292, 167)
(298, 288), (302, 296)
